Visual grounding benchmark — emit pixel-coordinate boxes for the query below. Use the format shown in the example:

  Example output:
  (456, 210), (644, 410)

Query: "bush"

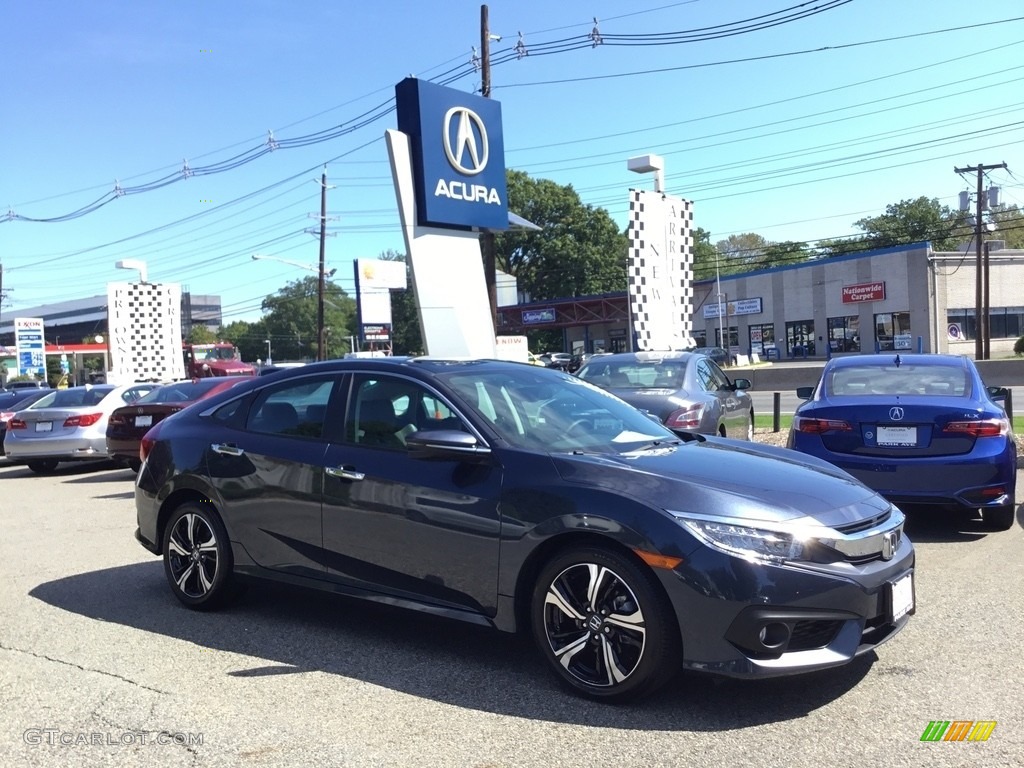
(1015, 336), (1024, 356)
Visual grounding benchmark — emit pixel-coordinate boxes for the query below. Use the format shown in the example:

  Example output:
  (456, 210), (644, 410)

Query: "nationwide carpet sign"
(842, 281), (886, 304)
(395, 78), (508, 231)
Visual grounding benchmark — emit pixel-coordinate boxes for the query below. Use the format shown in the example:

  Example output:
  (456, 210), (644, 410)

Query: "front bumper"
(656, 537), (915, 678)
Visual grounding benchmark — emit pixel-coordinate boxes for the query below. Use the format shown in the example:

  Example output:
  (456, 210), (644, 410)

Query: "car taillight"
(108, 413), (128, 426)
(64, 413), (103, 428)
(0, 411), (15, 424)
(943, 418), (1008, 437)
(139, 419), (166, 463)
(794, 416), (852, 434)
(8, 417), (27, 430)
(665, 404), (705, 430)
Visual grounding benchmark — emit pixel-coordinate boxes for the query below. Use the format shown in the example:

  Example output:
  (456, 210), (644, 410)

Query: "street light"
(115, 259), (148, 283)
(252, 254), (336, 362)
(264, 338), (272, 365)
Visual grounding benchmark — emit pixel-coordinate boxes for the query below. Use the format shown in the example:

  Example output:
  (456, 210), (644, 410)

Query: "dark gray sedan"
(575, 351), (754, 440)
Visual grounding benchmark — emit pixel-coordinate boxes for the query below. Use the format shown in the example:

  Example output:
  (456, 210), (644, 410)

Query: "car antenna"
(894, 354), (901, 367)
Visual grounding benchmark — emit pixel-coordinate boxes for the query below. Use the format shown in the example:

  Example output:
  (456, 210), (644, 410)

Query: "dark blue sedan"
(788, 354), (1017, 530)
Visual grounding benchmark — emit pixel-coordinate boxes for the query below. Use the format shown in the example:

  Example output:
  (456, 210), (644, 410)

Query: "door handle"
(326, 466), (365, 481)
(211, 443), (244, 456)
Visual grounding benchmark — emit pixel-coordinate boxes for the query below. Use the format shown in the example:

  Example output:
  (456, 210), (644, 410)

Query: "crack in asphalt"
(0, 642), (171, 695)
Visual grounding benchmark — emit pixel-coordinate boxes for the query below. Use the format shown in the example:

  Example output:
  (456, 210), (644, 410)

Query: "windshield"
(202, 347), (238, 361)
(137, 379), (223, 404)
(827, 364), (970, 397)
(442, 367), (674, 454)
(31, 386), (114, 408)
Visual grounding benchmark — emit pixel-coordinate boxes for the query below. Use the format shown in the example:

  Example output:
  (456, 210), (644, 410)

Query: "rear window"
(137, 380), (222, 404)
(827, 365), (969, 397)
(577, 360), (686, 389)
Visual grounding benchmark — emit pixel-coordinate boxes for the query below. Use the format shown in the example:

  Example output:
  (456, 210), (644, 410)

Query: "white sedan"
(3, 383), (158, 473)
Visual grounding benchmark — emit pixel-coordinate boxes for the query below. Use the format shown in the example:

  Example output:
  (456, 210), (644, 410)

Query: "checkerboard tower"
(106, 282), (186, 383)
(626, 188), (695, 351)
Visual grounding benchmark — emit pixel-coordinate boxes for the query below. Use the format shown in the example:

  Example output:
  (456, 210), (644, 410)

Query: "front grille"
(834, 509), (892, 535)
(788, 620), (842, 651)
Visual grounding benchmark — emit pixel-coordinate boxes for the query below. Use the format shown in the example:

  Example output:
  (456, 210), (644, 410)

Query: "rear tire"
(983, 504), (1016, 531)
(162, 502), (235, 610)
(128, 458), (142, 473)
(27, 459), (59, 474)
(530, 545), (681, 703)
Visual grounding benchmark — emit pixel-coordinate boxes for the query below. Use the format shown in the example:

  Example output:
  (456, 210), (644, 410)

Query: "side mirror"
(732, 378), (752, 390)
(796, 386), (815, 399)
(405, 430), (491, 461)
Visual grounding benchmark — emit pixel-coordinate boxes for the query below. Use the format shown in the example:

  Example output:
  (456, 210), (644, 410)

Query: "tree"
(260, 276), (356, 361)
(853, 196), (968, 251)
(186, 325), (216, 344)
(219, 319), (266, 364)
(495, 170), (629, 302)
(714, 233), (768, 274)
(990, 204), (1024, 249)
(691, 227), (718, 281)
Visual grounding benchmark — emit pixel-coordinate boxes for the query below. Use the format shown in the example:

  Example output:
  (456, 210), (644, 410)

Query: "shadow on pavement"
(901, 503), (1019, 543)
(30, 562), (874, 729)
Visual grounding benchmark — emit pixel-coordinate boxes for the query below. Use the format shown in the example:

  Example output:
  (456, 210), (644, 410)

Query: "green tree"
(691, 227), (718, 281)
(853, 196), (968, 251)
(714, 233), (769, 274)
(495, 169), (628, 302)
(186, 325), (216, 344)
(219, 319), (267, 364)
(260, 276), (356, 361)
(990, 204), (1024, 249)
(761, 240), (810, 269)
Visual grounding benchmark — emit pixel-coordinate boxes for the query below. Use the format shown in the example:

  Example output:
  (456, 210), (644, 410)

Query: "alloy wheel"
(166, 512), (220, 599)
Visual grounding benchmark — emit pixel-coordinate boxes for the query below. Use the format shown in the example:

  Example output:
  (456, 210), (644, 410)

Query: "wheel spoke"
(606, 607), (646, 631)
(585, 564), (609, 608)
(554, 632), (590, 669)
(175, 563), (196, 592)
(197, 541), (218, 554)
(167, 533), (189, 557)
(598, 634), (630, 684)
(545, 582), (586, 622)
(197, 561), (214, 593)
(187, 514), (203, 547)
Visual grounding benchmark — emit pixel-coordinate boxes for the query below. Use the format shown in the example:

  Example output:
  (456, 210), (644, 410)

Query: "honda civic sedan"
(135, 358), (914, 702)
(788, 354), (1016, 530)
(4, 383), (159, 473)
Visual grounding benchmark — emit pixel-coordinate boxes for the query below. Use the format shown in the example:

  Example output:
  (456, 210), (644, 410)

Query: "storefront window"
(827, 316), (860, 352)
(748, 323), (775, 356)
(875, 311), (911, 351)
(785, 320), (815, 357)
(714, 326), (739, 350)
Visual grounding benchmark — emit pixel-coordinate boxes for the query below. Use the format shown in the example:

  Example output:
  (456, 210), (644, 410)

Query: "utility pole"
(305, 167), (337, 362)
(954, 162), (1006, 360)
(480, 4), (498, 331)
(317, 167), (328, 362)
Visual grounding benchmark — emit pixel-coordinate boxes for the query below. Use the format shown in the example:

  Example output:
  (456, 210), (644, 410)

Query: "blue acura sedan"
(788, 354), (1016, 530)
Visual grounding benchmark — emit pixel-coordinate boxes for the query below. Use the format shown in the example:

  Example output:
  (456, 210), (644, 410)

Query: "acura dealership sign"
(395, 78), (508, 230)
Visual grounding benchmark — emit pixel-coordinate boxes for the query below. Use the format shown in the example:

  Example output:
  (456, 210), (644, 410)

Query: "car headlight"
(672, 515), (805, 563)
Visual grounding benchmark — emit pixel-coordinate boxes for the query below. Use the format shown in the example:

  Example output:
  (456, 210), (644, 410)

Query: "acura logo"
(889, 407), (904, 421)
(881, 531), (898, 561)
(443, 107), (489, 175)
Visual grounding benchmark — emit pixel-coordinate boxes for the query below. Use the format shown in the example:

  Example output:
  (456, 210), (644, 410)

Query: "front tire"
(530, 545), (680, 702)
(983, 503), (1016, 531)
(162, 502), (235, 610)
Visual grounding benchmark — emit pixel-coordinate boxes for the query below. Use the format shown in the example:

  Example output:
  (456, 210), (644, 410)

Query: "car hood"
(550, 438), (888, 527)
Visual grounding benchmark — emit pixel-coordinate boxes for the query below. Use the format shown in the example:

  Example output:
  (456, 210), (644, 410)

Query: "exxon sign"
(395, 78), (508, 231)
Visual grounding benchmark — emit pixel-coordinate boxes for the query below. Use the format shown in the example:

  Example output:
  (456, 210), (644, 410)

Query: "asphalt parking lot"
(1, 459), (1022, 768)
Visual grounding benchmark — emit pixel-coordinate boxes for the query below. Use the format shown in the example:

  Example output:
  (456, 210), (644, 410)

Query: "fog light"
(758, 622), (790, 650)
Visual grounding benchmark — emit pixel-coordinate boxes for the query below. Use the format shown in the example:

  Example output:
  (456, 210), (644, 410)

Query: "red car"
(106, 377), (252, 471)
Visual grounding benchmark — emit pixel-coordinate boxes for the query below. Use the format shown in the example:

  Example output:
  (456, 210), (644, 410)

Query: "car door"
(204, 374), (338, 579)
(700, 359), (749, 438)
(320, 372), (503, 616)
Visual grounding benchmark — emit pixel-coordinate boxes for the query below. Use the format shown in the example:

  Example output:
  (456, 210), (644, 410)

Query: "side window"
(706, 362), (731, 391)
(695, 361), (715, 392)
(346, 375), (467, 450)
(246, 377), (335, 438)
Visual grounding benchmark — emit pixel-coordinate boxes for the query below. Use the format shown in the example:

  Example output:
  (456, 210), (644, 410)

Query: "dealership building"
(498, 241), (1024, 361)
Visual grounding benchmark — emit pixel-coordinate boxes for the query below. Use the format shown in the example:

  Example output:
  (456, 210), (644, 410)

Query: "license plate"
(878, 426), (917, 446)
(890, 572), (914, 621)
(135, 415), (153, 427)
(35, 421), (52, 433)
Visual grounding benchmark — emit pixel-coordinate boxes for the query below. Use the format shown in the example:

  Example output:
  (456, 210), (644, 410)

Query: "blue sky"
(2, 0), (1022, 325)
